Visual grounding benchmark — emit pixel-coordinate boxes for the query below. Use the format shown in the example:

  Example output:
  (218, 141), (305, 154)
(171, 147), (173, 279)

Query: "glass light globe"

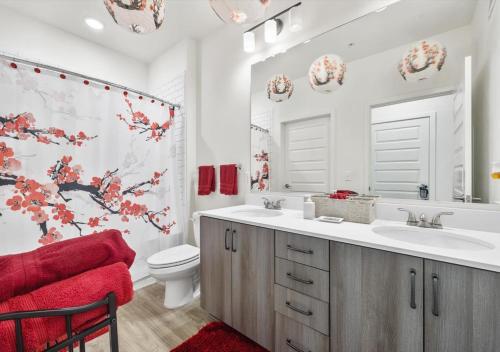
(104, 0), (167, 34)
(308, 54), (346, 93)
(267, 74), (293, 102)
(398, 40), (447, 81)
(209, 0), (270, 25)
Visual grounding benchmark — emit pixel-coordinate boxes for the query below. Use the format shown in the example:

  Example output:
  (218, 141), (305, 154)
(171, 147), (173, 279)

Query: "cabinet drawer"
(274, 284), (329, 335)
(275, 231), (329, 270)
(275, 258), (329, 302)
(275, 313), (329, 352)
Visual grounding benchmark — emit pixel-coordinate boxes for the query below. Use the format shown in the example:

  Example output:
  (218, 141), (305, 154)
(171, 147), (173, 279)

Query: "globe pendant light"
(209, 0), (270, 25)
(398, 40), (447, 81)
(267, 74), (293, 102)
(104, 0), (167, 34)
(308, 55), (346, 93)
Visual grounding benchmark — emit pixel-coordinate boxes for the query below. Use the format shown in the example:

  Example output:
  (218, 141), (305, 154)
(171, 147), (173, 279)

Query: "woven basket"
(311, 195), (376, 224)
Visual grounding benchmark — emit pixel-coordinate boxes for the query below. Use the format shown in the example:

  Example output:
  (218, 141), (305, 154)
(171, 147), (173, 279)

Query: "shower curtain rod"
(0, 53), (181, 109)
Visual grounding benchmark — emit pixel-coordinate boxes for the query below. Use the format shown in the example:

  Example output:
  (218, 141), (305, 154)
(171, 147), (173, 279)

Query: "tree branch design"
(1, 111), (176, 245)
(117, 97), (175, 142)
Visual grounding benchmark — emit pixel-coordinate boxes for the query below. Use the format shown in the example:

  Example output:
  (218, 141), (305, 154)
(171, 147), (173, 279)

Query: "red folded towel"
(198, 165), (215, 195)
(220, 164), (238, 196)
(0, 229), (135, 303)
(0, 262), (133, 352)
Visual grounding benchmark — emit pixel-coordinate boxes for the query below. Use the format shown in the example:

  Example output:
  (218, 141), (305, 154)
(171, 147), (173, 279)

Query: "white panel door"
(371, 117), (430, 199)
(283, 116), (330, 192)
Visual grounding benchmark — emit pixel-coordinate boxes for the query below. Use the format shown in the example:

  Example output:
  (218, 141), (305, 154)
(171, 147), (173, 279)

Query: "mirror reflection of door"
(282, 115), (330, 193)
(371, 94), (457, 201)
(371, 115), (432, 200)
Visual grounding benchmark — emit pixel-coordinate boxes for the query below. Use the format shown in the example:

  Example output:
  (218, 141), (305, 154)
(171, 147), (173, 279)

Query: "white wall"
(251, 26), (471, 197)
(471, 0), (500, 204)
(0, 6), (148, 91)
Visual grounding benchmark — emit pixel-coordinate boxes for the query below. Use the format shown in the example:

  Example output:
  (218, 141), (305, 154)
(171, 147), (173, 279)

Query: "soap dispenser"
(303, 196), (315, 220)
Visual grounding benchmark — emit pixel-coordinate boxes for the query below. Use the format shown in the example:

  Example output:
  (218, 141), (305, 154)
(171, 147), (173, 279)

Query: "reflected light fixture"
(243, 31), (256, 52)
(288, 5), (302, 32)
(85, 18), (104, 31)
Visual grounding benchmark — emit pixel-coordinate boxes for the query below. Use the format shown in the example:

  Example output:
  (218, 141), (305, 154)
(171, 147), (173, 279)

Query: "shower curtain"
(250, 125), (270, 192)
(0, 58), (182, 268)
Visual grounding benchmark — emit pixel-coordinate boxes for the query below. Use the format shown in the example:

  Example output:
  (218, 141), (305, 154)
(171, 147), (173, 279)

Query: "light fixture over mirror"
(209, 0), (270, 25)
(264, 18), (283, 43)
(103, 0), (167, 34)
(243, 31), (256, 52)
(288, 5), (302, 32)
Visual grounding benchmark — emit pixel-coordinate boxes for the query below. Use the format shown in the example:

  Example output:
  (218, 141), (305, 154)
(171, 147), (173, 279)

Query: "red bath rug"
(171, 322), (269, 352)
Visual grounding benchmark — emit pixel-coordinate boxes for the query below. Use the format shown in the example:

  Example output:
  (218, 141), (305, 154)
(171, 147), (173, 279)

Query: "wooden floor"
(85, 284), (214, 352)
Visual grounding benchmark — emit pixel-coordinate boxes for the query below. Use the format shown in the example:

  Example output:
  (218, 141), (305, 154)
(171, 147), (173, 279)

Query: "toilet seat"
(147, 244), (200, 269)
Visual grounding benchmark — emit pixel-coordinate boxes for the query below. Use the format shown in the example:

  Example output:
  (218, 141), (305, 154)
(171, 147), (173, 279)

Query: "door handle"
(285, 301), (313, 316)
(231, 229), (237, 253)
(224, 228), (230, 251)
(287, 244), (314, 255)
(432, 273), (439, 317)
(286, 339), (310, 352)
(287, 272), (314, 285)
(410, 269), (417, 309)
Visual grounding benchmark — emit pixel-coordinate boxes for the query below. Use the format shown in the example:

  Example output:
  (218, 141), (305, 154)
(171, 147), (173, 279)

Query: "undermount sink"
(372, 226), (495, 251)
(232, 208), (284, 218)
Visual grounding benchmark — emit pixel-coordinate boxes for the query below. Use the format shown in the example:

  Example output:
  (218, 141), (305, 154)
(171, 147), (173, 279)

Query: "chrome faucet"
(398, 208), (454, 229)
(262, 197), (286, 210)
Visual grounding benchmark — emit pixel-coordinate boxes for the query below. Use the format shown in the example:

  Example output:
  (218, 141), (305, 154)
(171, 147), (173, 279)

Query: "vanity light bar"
(243, 2), (302, 52)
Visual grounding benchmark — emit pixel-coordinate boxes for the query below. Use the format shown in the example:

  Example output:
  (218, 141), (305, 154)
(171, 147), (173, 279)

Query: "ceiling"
(0, 0), (225, 63)
(0, 0), (397, 64)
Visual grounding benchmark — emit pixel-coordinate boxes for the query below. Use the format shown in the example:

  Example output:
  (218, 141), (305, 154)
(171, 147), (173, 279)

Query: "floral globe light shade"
(209, 0), (270, 25)
(308, 54), (346, 93)
(399, 40), (447, 81)
(104, 0), (167, 34)
(267, 74), (294, 102)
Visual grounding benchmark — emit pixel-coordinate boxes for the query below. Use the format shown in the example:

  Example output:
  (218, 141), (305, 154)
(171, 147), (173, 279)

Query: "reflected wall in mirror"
(250, 0), (500, 205)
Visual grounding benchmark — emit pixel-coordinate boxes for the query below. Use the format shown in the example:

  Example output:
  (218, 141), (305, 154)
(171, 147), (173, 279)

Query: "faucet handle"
(398, 208), (418, 226)
(273, 199), (286, 209)
(431, 211), (454, 229)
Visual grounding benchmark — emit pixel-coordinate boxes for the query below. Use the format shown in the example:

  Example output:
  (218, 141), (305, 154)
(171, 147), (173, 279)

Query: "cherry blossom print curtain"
(0, 58), (182, 265)
(250, 125), (270, 192)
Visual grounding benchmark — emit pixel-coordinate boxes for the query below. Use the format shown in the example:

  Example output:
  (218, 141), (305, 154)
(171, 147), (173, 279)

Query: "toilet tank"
(192, 212), (201, 247)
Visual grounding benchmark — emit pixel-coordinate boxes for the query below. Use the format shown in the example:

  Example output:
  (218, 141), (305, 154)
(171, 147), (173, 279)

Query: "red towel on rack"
(0, 229), (135, 303)
(198, 165), (216, 195)
(0, 262), (133, 352)
(220, 164), (238, 196)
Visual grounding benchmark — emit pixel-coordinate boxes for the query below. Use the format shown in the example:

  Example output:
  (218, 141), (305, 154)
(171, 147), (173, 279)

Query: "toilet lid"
(147, 244), (200, 268)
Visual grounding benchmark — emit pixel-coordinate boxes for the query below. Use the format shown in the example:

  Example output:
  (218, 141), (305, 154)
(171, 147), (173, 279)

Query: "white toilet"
(147, 212), (201, 309)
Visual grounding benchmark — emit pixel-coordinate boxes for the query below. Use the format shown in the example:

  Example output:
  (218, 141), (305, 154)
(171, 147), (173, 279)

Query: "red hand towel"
(0, 229), (135, 303)
(220, 164), (238, 196)
(198, 165), (215, 195)
(0, 262), (133, 352)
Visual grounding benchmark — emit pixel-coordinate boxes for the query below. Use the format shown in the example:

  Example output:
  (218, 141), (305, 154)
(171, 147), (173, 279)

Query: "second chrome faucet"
(398, 208), (454, 229)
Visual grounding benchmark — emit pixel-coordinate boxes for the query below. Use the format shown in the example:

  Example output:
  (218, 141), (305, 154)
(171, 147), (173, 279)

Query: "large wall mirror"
(250, 0), (500, 205)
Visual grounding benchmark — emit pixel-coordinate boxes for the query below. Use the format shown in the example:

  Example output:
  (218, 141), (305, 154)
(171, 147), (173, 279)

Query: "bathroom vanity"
(199, 205), (500, 352)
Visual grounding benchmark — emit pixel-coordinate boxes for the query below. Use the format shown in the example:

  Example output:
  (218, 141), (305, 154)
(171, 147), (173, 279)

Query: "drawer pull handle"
(287, 244), (314, 255)
(285, 301), (313, 316)
(287, 272), (314, 285)
(286, 339), (311, 352)
(231, 230), (237, 253)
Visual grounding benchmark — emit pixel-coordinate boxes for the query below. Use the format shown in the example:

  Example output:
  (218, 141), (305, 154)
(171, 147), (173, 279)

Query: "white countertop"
(199, 205), (500, 273)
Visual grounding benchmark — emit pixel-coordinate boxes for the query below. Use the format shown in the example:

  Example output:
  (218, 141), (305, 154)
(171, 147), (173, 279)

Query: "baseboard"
(133, 276), (157, 291)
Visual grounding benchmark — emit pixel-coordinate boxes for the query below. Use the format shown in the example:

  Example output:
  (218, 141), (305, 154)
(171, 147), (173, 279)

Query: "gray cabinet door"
(331, 242), (424, 352)
(200, 217), (232, 324)
(231, 222), (275, 350)
(424, 260), (500, 352)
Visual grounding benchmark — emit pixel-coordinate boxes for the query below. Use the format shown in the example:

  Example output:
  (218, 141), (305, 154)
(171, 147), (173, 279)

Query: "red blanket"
(0, 229), (135, 303)
(0, 262), (133, 352)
